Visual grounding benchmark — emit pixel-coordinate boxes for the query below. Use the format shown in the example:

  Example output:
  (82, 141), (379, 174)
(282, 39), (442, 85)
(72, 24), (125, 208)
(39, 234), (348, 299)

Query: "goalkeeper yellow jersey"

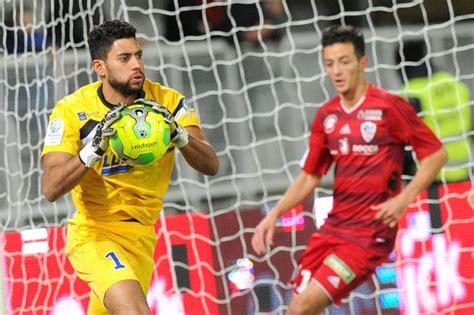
(42, 79), (201, 225)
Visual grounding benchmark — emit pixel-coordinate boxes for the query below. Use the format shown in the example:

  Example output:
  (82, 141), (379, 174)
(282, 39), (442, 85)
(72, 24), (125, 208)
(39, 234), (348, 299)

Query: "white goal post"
(1, 0), (473, 314)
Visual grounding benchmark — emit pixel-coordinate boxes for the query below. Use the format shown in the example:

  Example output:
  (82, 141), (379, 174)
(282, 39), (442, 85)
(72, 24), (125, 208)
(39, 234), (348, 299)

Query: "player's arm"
(251, 171), (321, 255)
(373, 146), (448, 227)
(42, 104), (123, 202)
(42, 152), (89, 202)
(179, 126), (219, 176)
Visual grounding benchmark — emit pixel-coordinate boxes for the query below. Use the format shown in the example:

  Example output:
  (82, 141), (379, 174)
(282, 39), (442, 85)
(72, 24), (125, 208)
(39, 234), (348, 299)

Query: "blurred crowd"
(3, 0), (472, 54)
(3, 0), (289, 55)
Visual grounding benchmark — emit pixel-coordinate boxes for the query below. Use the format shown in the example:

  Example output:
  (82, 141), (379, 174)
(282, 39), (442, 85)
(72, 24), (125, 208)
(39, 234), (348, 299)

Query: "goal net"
(1, 0), (473, 314)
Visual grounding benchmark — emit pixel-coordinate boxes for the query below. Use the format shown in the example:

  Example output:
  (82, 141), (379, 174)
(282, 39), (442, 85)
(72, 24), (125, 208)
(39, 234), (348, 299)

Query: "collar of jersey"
(97, 85), (146, 110)
(339, 95), (366, 114)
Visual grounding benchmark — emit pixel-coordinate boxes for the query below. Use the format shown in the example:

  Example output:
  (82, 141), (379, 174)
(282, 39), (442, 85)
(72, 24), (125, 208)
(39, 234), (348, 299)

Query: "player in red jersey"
(251, 25), (448, 314)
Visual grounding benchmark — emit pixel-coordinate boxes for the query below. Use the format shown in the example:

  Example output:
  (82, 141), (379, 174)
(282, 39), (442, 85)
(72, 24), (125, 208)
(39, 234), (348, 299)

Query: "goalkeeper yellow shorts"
(66, 213), (157, 314)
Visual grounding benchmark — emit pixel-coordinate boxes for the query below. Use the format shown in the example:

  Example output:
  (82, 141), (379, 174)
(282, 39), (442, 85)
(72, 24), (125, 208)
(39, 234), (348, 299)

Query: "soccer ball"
(109, 104), (170, 165)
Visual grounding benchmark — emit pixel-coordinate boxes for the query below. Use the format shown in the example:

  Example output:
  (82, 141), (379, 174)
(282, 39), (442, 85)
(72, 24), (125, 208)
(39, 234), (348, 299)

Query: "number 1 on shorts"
(105, 251), (125, 269)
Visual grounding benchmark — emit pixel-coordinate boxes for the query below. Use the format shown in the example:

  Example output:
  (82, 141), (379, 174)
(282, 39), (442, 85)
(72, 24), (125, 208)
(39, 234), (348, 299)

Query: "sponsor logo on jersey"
(323, 254), (355, 284)
(324, 114), (338, 134)
(339, 123), (351, 134)
(77, 112), (87, 121)
(44, 118), (64, 146)
(101, 153), (130, 176)
(352, 144), (379, 155)
(339, 137), (349, 155)
(360, 121), (377, 143)
(357, 109), (382, 121)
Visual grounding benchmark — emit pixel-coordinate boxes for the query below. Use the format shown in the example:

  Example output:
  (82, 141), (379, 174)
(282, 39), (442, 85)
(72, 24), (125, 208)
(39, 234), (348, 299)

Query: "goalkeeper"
(41, 20), (219, 314)
(251, 25), (447, 314)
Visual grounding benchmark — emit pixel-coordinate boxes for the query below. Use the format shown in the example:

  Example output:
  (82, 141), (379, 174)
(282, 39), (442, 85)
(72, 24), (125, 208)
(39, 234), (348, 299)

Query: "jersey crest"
(360, 121), (377, 143)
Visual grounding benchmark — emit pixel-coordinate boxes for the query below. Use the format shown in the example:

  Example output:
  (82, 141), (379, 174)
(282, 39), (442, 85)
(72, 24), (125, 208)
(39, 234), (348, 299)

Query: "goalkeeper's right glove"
(134, 98), (189, 149)
(79, 103), (124, 167)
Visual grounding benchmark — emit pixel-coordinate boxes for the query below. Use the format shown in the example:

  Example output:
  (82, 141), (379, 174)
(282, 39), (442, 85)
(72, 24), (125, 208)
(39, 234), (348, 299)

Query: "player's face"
(103, 38), (145, 96)
(323, 42), (368, 96)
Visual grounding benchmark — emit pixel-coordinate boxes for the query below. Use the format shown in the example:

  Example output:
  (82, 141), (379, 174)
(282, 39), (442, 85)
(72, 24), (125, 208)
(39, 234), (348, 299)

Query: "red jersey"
(301, 84), (442, 250)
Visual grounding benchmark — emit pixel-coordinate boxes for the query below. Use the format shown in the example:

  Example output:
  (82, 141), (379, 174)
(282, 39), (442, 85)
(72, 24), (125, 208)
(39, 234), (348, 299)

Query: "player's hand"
(134, 98), (189, 148)
(372, 194), (410, 228)
(251, 213), (278, 256)
(79, 103), (124, 167)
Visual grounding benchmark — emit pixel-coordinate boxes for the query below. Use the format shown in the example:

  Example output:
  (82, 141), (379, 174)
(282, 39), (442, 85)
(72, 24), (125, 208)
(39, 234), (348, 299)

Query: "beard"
(107, 70), (144, 97)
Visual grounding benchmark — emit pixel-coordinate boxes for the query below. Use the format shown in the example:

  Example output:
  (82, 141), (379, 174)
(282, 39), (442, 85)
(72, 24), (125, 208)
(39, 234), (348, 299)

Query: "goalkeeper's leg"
(87, 280), (150, 315)
(87, 292), (108, 315)
(103, 280), (151, 315)
(66, 214), (156, 314)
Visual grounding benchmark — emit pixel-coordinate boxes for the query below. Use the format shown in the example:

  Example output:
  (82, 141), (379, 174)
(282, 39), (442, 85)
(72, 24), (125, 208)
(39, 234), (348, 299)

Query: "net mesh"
(0, 0), (473, 314)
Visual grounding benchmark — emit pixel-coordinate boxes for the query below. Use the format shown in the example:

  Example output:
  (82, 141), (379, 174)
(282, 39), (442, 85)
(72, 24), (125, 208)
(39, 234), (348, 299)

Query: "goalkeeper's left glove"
(79, 103), (124, 167)
(134, 98), (189, 148)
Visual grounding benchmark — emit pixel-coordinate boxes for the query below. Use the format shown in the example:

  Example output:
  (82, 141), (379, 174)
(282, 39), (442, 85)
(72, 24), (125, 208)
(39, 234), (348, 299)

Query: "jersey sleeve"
(389, 96), (442, 160)
(41, 100), (80, 157)
(300, 109), (333, 175)
(174, 98), (201, 128)
(147, 81), (201, 129)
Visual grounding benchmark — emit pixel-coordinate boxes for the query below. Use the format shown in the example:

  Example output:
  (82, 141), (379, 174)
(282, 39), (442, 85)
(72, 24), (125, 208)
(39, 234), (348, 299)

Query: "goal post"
(0, 0), (473, 314)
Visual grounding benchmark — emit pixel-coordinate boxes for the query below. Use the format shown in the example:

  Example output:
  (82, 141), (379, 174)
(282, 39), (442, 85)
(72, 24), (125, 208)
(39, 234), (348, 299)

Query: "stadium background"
(1, 0), (473, 314)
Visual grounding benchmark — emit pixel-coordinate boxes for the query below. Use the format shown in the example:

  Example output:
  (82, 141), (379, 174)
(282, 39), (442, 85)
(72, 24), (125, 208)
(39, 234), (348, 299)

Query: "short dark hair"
(322, 25), (365, 58)
(88, 20), (137, 60)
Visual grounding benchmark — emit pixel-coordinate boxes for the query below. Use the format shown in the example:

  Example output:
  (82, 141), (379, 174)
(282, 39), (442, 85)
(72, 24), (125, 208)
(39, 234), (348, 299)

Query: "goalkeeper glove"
(79, 103), (124, 167)
(134, 98), (189, 148)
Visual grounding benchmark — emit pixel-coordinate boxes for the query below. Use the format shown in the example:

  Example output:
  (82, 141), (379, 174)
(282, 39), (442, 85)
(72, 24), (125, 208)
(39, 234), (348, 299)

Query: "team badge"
(360, 121), (377, 143)
(44, 118), (64, 146)
(324, 114), (338, 134)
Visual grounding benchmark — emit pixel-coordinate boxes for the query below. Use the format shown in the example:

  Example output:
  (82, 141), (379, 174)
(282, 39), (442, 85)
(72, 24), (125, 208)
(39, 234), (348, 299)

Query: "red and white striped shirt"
(301, 84), (442, 250)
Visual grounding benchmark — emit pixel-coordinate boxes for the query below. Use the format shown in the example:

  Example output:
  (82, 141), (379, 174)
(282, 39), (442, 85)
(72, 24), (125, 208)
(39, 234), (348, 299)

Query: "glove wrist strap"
(172, 127), (189, 149)
(79, 142), (102, 168)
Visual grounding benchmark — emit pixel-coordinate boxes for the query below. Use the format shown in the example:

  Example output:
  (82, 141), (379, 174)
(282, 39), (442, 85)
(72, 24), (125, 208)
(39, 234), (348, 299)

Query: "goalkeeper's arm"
(42, 152), (90, 202)
(42, 105), (122, 202)
(179, 125), (219, 176)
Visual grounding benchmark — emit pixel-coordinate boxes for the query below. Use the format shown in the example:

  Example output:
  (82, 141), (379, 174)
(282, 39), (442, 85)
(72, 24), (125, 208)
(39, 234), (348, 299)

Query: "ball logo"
(138, 128), (148, 137)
